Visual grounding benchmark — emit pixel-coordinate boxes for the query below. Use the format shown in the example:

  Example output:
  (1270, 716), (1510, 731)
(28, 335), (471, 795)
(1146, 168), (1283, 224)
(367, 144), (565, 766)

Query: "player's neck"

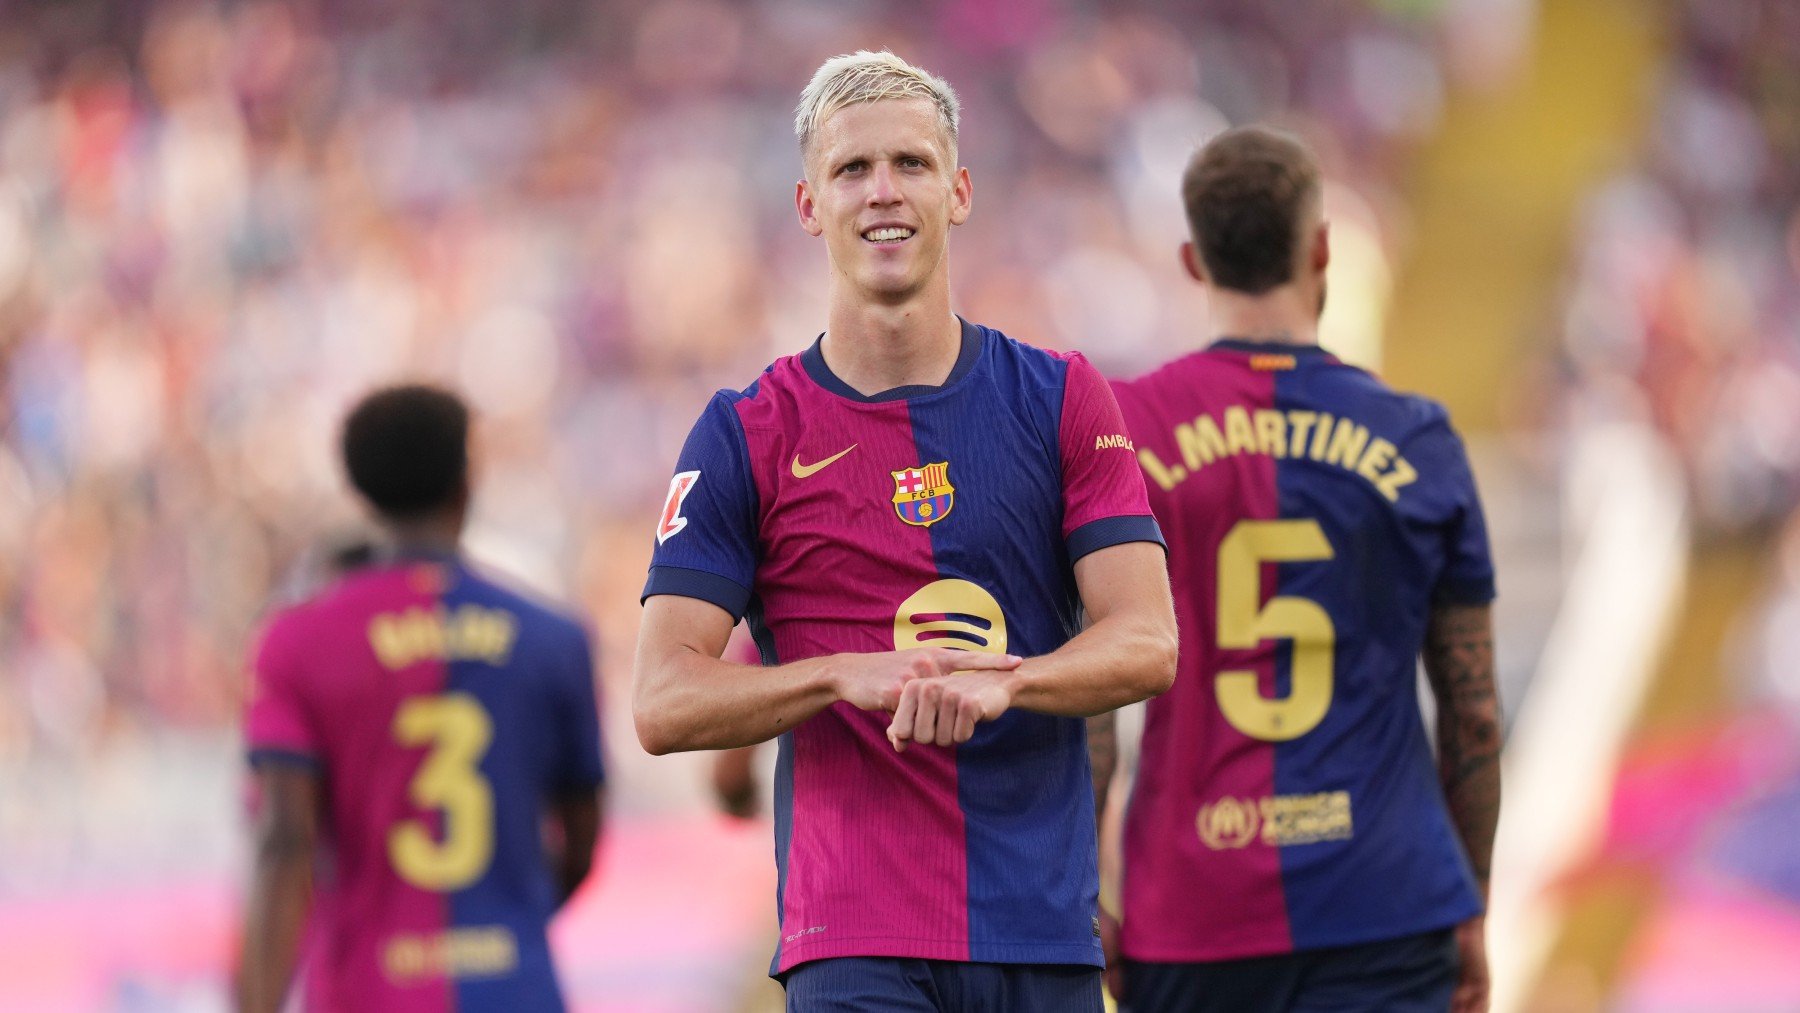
(1205, 284), (1319, 347)
(381, 515), (463, 560)
(819, 285), (961, 395)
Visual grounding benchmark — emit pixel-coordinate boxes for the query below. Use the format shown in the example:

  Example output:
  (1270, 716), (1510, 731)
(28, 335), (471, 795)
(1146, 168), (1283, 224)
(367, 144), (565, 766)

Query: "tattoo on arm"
(1087, 712), (1118, 817)
(1423, 602), (1501, 895)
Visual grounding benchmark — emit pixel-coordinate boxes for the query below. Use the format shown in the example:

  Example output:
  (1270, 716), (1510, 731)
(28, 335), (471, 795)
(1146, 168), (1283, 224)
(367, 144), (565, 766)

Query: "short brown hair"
(1182, 127), (1321, 294)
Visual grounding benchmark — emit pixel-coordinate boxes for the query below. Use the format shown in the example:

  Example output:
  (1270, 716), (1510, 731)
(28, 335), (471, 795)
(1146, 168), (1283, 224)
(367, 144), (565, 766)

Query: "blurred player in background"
(239, 385), (606, 1012)
(633, 50), (1176, 1010)
(1100, 128), (1502, 1012)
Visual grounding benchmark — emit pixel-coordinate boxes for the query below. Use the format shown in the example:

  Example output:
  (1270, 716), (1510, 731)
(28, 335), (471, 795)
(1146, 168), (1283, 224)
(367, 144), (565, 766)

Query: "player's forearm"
(238, 846), (311, 1013)
(633, 648), (838, 754)
(1011, 609), (1176, 716)
(1424, 603), (1502, 895)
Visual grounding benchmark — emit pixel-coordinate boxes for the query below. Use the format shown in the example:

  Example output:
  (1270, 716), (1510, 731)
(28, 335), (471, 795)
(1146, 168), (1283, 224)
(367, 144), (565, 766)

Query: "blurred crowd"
(1557, 0), (1800, 532)
(0, 0), (1469, 772)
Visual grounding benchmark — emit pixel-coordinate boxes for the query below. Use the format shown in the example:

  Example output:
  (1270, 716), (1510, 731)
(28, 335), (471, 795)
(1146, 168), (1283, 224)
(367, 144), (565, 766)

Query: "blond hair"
(794, 50), (960, 167)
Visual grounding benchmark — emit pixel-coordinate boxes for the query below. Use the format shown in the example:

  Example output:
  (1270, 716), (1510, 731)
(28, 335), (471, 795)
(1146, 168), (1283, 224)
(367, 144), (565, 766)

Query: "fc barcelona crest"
(891, 461), (955, 527)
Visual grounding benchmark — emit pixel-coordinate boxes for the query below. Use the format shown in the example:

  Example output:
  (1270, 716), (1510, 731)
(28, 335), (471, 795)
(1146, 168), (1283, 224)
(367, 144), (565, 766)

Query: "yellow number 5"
(1216, 519), (1336, 741)
(388, 693), (494, 891)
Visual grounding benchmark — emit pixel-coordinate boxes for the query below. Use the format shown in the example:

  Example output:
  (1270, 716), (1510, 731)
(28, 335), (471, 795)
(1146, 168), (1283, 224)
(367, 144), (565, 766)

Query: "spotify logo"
(894, 579), (1008, 655)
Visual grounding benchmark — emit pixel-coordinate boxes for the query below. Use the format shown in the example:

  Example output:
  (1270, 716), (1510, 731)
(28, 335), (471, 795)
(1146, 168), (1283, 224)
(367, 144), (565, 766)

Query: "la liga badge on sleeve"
(891, 461), (955, 527)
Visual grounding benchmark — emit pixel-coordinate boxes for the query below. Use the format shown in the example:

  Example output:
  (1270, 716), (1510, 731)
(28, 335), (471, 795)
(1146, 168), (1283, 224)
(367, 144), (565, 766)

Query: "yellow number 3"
(388, 693), (495, 891)
(1216, 519), (1336, 741)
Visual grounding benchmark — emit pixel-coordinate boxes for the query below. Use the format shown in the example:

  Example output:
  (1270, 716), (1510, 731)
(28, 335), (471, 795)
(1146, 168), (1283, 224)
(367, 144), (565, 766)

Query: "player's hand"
(830, 647), (1022, 714)
(1451, 915), (1489, 1013)
(885, 660), (1022, 752)
(1099, 909), (1125, 1002)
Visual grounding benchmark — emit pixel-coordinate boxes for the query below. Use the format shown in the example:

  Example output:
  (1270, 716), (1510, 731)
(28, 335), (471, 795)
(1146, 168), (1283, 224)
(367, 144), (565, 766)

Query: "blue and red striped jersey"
(1110, 339), (1493, 961)
(643, 318), (1163, 974)
(245, 557), (604, 1011)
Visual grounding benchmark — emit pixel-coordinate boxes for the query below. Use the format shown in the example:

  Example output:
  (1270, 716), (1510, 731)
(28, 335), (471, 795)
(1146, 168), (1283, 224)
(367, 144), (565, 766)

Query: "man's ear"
(1180, 241), (1207, 284)
(948, 166), (972, 227)
(796, 179), (823, 238)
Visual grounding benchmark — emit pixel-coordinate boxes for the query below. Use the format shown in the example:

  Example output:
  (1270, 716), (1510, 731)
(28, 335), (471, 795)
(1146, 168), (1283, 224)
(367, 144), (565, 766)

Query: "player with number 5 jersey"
(1102, 129), (1502, 1013)
(240, 386), (605, 1013)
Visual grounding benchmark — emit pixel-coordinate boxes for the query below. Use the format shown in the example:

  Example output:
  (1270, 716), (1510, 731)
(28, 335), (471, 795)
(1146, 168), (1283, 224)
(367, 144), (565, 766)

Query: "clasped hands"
(831, 647), (1024, 752)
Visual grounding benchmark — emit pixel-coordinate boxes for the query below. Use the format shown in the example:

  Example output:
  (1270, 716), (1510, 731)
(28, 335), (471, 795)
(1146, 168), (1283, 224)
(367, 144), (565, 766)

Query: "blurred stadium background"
(0, 0), (1795, 1009)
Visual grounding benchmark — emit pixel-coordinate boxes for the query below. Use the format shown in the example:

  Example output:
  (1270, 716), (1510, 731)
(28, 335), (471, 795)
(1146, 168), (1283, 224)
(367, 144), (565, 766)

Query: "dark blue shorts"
(781, 956), (1103, 1012)
(1119, 928), (1458, 1013)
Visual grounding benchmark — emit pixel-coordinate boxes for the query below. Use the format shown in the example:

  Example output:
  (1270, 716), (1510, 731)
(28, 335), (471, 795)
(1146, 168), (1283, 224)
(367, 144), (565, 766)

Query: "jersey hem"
(247, 747), (321, 771)
(1432, 577), (1497, 604)
(1120, 902), (1479, 964)
(774, 936), (1102, 976)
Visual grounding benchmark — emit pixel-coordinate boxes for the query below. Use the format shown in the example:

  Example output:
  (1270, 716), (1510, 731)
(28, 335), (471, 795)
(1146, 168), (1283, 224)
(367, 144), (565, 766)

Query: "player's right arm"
(238, 614), (320, 1013)
(239, 763), (317, 1013)
(635, 394), (1019, 755)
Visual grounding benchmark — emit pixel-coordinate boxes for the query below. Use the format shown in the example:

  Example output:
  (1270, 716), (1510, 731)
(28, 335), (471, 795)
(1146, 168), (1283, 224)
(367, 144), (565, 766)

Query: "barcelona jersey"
(1110, 340), (1495, 961)
(643, 318), (1162, 974)
(245, 556), (605, 1011)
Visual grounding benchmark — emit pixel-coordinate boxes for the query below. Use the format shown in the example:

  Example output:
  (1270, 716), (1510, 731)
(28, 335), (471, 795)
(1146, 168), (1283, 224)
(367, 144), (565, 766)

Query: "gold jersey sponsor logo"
(894, 579), (1007, 655)
(1197, 796), (1261, 850)
(382, 926), (518, 983)
(1197, 791), (1354, 850)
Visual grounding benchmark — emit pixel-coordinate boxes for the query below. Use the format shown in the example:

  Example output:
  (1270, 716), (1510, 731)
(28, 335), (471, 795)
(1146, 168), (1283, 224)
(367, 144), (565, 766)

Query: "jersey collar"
(802, 316), (984, 403)
(1209, 337), (1337, 360)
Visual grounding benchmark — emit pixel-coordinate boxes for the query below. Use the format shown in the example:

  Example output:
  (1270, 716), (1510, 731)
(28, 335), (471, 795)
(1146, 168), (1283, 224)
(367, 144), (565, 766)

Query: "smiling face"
(796, 97), (972, 305)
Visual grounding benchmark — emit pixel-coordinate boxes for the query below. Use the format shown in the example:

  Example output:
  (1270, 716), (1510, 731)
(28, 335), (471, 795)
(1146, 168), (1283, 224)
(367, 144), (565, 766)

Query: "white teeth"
(863, 227), (914, 242)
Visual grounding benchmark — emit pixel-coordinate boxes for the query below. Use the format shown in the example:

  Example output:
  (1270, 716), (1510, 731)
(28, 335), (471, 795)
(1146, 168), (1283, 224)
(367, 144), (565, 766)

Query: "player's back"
(1110, 340), (1494, 961)
(248, 555), (603, 1011)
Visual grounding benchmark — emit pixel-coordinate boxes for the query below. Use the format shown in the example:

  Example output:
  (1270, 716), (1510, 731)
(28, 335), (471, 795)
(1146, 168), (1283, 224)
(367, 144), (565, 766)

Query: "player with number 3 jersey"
(1103, 129), (1502, 1013)
(240, 386), (605, 1013)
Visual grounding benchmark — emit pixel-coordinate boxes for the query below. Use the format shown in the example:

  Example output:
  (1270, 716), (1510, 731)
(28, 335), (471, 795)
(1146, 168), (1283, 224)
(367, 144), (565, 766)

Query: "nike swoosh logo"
(791, 444), (857, 479)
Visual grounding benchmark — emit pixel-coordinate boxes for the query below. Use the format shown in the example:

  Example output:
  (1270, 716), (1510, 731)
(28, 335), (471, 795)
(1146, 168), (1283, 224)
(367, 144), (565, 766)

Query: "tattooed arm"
(1423, 601), (1501, 1013)
(1424, 601), (1502, 890)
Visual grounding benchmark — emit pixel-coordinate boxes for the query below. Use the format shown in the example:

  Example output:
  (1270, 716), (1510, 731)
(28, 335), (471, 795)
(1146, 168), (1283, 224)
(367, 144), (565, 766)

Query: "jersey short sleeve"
(552, 625), (606, 793)
(244, 612), (320, 770)
(641, 392), (761, 620)
(1057, 352), (1164, 561)
(1410, 418), (1497, 604)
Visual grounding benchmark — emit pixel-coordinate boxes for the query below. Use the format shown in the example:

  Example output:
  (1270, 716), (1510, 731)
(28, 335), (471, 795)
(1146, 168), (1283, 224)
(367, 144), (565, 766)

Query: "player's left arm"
(887, 543), (1175, 747)
(1415, 412), (1502, 1013)
(238, 763), (318, 1013)
(1423, 601), (1500, 1013)
(548, 788), (602, 907)
(1424, 601), (1501, 895)
(887, 353), (1175, 750)
(547, 624), (607, 908)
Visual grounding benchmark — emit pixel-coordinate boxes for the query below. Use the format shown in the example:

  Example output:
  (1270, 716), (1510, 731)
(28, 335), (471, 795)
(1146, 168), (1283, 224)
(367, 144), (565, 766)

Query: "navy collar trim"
(801, 317), (984, 403)
(1209, 337), (1334, 357)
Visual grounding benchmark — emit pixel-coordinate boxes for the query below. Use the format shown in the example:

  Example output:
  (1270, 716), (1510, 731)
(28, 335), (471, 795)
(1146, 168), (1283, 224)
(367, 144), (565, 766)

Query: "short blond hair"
(794, 50), (960, 167)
